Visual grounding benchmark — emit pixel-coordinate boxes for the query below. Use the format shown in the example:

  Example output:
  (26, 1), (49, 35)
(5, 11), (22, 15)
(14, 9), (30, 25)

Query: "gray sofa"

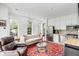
(0, 36), (27, 56)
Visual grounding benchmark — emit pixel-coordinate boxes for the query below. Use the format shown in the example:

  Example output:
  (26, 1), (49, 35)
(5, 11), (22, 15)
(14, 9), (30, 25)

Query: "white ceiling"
(4, 3), (78, 19)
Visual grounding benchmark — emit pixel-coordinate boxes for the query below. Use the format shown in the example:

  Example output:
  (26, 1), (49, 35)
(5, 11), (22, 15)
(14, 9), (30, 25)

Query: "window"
(10, 20), (18, 36)
(27, 21), (32, 35)
(42, 23), (45, 36)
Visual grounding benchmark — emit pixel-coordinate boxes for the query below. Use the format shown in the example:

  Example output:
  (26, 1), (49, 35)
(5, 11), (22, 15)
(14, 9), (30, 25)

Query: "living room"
(0, 3), (79, 56)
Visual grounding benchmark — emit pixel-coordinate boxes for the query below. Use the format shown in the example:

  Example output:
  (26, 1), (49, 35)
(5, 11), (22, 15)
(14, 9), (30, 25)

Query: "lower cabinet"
(53, 34), (66, 43)
(65, 44), (79, 56)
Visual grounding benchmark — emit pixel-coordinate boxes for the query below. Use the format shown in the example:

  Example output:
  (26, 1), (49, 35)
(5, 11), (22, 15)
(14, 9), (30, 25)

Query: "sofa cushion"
(2, 41), (16, 50)
(0, 36), (14, 45)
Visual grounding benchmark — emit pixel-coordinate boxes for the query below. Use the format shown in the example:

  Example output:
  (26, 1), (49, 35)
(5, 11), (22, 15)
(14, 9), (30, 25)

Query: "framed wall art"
(0, 20), (6, 26)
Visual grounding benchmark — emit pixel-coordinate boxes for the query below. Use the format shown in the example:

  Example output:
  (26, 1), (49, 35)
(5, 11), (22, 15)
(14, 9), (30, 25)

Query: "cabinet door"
(71, 14), (78, 25)
(53, 34), (60, 43)
(49, 14), (78, 30)
(60, 16), (66, 30)
(55, 17), (66, 30)
(65, 15), (72, 26)
(55, 18), (61, 30)
(65, 14), (78, 25)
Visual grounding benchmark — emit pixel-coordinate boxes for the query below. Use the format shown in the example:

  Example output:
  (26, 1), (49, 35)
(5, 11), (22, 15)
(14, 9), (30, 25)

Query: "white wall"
(10, 14), (29, 36)
(17, 17), (28, 36)
(33, 20), (45, 36)
(0, 4), (10, 37)
(32, 20), (39, 35)
(10, 14), (43, 36)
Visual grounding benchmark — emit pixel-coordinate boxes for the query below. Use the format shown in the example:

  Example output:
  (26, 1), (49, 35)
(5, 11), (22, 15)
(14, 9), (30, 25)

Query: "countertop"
(64, 38), (79, 46)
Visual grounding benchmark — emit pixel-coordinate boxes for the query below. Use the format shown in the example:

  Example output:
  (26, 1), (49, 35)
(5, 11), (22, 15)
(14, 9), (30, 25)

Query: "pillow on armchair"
(0, 36), (14, 45)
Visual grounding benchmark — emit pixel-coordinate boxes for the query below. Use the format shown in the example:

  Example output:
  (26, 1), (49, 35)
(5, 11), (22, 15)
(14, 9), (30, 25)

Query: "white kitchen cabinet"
(48, 14), (78, 30)
(65, 14), (78, 25)
(71, 14), (78, 25)
(53, 34), (60, 43)
(53, 34), (66, 43)
(55, 16), (66, 30)
(60, 35), (66, 43)
(55, 18), (60, 30)
(59, 16), (66, 30)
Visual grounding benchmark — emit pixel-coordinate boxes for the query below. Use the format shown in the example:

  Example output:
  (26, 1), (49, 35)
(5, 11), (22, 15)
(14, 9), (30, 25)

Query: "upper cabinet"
(65, 14), (78, 25)
(48, 13), (78, 30)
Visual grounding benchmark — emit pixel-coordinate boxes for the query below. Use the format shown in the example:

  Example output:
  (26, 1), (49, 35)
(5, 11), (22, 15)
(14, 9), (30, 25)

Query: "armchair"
(0, 36), (27, 56)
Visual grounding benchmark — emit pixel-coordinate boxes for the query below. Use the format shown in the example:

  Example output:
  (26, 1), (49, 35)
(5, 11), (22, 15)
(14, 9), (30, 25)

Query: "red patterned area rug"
(26, 41), (64, 56)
